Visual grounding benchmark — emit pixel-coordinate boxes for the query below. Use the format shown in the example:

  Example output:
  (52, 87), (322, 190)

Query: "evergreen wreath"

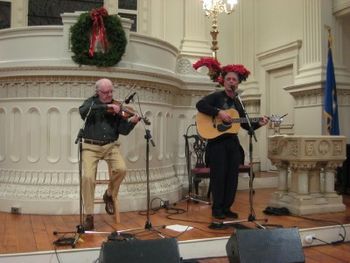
(70, 11), (127, 67)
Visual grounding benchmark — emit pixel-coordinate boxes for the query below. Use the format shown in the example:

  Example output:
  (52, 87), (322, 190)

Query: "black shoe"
(103, 190), (115, 215)
(224, 210), (239, 219)
(212, 211), (226, 220)
(83, 215), (94, 230)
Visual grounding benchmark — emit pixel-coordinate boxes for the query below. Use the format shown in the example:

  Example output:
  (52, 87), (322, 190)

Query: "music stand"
(183, 124), (211, 206)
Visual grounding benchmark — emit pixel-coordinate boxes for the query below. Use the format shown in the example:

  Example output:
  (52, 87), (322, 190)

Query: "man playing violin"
(79, 78), (140, 230)
(196, 63), (268, 220)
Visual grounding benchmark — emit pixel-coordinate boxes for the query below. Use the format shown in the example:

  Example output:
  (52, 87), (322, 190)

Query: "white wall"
(342, 16), (350, 72)
(163, 0), (185, 50)
(255, 0), (303, 54)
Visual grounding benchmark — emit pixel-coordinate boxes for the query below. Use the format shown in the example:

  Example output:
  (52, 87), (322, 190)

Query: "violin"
(107, 100), (151, 125)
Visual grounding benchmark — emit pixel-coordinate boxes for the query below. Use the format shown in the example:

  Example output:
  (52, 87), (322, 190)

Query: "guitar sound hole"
(217, 123), (231, 132)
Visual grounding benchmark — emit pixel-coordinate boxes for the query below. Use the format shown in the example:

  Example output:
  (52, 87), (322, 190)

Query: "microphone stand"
(123, 94), (166, 238)
(139, 120), (167, 238)
(74, 101), (94, 234)
(236, 94), (267, 228)
(144, 129), (156, 229)
(53, 100), (102, 248)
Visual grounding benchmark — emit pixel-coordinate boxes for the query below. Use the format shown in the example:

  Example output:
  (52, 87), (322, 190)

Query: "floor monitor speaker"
(226, 228), (305, 263)
(99, 237), (181, 263)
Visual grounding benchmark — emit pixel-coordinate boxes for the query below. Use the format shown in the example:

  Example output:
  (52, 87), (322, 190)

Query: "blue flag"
(324, 47), (340, 135)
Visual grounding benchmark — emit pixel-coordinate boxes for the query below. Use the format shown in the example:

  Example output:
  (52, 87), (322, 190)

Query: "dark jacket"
(79, 96), (136, 141)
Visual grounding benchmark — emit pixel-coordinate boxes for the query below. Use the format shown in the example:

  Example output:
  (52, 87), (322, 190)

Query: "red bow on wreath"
(89, 7), (109, 57)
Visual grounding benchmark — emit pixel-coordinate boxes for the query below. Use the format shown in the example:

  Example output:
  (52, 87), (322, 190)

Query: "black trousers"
(207, 135), (241, 214)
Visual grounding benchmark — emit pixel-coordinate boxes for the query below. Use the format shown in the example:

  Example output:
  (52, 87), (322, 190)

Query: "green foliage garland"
(70, 12), (127, 67)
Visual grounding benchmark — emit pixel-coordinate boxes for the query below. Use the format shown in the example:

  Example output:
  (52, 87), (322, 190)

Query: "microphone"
(229, 85), (241, 96)
(125, 92), (136, 104)
(234, 88), (243, 97)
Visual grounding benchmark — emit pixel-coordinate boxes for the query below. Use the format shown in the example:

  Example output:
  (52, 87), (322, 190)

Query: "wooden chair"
(237, 145), (254, 178)
(191, 136), (253, 198)
(190, 135), (211, 198)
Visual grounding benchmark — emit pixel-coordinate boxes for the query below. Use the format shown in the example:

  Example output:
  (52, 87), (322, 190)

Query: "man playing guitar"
(196, 64), (268, 220)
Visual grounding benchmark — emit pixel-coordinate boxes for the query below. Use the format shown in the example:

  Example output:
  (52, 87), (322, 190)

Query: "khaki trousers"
(82, 142), (126, 215)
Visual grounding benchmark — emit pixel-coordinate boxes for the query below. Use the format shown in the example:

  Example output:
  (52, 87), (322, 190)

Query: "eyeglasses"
(225, 76), (238, 82)
(98, 89), (114, 95)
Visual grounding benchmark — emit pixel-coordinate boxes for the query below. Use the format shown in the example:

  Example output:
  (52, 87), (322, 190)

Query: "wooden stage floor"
(1, 188), (350, 262)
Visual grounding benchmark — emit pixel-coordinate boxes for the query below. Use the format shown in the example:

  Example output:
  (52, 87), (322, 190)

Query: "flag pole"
(325, 25), (332, 49)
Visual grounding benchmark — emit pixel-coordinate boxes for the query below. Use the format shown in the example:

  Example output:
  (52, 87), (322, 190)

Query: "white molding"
(0, 26), (63, 40)
(257, 40), (301, 73)
(129, 32), (178, 57)
(0, 165), (182, 214)
(333, 0), (350, 17)
(179, 0), (211, 58)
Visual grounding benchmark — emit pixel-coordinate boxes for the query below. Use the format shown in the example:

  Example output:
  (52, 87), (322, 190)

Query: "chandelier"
(201, 0), (238, 58)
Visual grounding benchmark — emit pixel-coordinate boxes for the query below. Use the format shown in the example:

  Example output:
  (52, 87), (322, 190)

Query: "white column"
(11, 0), (28, 28)
(179, 0), (211, 59)
(232, 0), (259, 92)
(137, 0), (150, 35)
(148, 0), (165, 39)
(295, 0), (323, 84)
(61, 12), (80, 56)
(308, 169), (321, 194)
(295, 0), (348, 84)
(104, 0), (118, 15)
(301, 0), (322, 67)
(240, 0), (256, 82)
(324, 169), (336, 194)
(276, 163), (288, 192)
(297, 169), (309, 195)
(331, 15), (350, 84)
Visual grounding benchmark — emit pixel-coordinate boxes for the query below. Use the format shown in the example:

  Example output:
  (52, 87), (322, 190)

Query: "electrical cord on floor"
(138, 198), (187, 216)
(53, 236), (76, 246)
(312, 236), (333, 245)
(331, 234), (346, 245)
(53, 244), (63, 263)
(138, 197), (168, 216)
(164, 203), (186, 215)
(290, 214), (347, 245)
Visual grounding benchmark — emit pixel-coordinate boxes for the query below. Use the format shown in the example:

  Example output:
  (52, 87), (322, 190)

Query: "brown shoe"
(83, 215), (94, 230)
(103, 190), (115, 215)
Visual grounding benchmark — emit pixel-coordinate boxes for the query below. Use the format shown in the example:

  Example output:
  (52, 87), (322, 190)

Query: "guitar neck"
(233, 117), (262, 123)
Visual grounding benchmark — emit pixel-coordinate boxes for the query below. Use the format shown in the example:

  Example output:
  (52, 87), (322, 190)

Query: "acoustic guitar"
(196, 109), (276, 139)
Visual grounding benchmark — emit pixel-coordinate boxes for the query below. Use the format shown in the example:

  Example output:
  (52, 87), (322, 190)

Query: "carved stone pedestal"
(268, 135), (346, 215)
